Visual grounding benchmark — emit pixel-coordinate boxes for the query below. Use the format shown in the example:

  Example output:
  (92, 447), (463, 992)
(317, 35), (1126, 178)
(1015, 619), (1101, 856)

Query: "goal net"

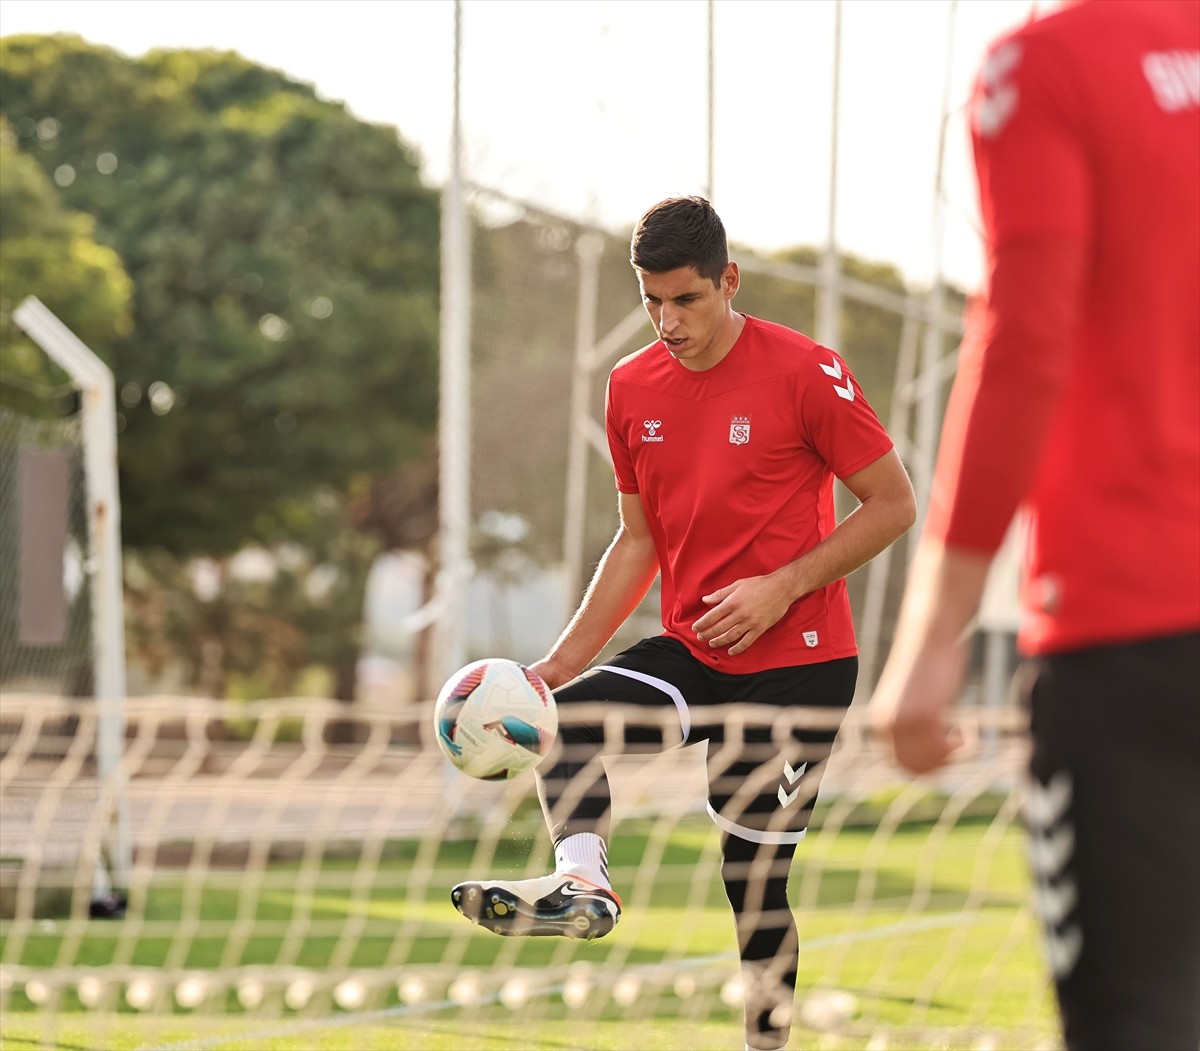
(0, 696), (1055, 1050)
(0, 409), (92, 696)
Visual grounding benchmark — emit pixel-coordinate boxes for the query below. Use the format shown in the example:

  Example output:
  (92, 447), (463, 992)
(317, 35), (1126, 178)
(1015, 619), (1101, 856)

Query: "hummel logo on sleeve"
(819, 357), (855, 401)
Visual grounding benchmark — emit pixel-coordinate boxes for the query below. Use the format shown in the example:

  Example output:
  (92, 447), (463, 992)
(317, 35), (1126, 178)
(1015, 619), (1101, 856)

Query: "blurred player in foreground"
(869, 2), (1199, 1048)
(452, 195), (915, 1051)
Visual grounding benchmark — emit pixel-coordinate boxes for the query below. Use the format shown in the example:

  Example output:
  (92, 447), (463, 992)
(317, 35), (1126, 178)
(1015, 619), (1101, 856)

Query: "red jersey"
(929, 0), (1200, 655)
(605, 314), (894, 673)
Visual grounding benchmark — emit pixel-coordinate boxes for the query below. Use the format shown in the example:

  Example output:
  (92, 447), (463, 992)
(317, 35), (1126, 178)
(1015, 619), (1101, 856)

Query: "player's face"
(637, 263), (741, 372)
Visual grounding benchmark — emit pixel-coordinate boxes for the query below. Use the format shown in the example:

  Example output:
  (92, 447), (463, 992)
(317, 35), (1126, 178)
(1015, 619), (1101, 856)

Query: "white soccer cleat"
(451, 873), (621, 940)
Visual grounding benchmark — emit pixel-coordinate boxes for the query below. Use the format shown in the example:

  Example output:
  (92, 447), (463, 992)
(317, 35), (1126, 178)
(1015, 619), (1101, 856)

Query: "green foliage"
(0, 34), (442, 698)
(0, 118), (134, 416)
(0, 34), (440, 558)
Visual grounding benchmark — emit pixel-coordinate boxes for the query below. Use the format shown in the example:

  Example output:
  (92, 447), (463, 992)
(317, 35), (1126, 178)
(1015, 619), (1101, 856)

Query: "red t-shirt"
(929, 0), (1200, 655)
(605, 314), (894, 673)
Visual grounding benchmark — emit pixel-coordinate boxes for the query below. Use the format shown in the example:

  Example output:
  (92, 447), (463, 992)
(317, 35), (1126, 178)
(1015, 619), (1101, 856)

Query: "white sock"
(554, 832), (611, 890)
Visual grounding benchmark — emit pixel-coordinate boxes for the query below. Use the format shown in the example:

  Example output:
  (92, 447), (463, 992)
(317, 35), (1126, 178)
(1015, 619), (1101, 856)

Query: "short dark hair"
(630, 196), (729, 286)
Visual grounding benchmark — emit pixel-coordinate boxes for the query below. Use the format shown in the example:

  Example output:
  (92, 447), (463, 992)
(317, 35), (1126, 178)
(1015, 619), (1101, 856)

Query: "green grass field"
(0, 812), (1060, 1050)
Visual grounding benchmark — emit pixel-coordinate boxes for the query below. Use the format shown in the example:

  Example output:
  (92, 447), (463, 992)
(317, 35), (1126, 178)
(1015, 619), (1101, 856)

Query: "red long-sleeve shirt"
(928, 0), (1200, 655)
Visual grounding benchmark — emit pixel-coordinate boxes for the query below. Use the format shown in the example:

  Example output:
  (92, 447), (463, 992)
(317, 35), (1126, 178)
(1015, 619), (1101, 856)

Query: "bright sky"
(1, 0), (1045, 288)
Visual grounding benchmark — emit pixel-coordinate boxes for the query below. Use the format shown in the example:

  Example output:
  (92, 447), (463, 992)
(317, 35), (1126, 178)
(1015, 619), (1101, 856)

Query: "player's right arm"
(869, 24), (1089, 775)
(530, 491), (660, 689)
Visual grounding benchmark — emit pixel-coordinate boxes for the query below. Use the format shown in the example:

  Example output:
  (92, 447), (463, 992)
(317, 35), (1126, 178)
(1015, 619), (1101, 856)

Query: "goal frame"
(11, 295), (130, 889)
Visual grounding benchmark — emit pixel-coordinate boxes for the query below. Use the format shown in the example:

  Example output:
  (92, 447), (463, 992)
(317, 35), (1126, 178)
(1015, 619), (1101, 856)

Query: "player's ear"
(722, 261), (740, 299)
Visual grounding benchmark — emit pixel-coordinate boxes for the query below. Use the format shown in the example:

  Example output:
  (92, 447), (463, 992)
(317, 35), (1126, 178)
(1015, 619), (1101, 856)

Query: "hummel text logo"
(642, 419), (664, 443)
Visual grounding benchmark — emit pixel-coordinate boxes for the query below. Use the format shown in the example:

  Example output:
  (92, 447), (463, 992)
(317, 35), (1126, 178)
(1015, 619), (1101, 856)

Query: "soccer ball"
(434, 658), (557, 781)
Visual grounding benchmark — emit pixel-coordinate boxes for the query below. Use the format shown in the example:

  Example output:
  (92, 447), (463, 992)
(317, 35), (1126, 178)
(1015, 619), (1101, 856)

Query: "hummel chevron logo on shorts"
(451, 873), (621, 940)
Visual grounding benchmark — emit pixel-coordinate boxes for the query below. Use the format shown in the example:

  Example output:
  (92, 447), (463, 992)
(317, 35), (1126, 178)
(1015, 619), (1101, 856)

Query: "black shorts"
(1023, 629), (1200, 1050)
(551, 636), (857, 845)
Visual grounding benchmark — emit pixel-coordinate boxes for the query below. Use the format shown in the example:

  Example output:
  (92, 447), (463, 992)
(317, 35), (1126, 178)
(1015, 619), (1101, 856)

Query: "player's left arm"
(693, 448), (916, 656)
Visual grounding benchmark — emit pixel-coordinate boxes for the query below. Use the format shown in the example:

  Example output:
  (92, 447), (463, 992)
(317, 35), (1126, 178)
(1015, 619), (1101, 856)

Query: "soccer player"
(868, 2), (1199, 1049)
(452, 196), (915, 1051)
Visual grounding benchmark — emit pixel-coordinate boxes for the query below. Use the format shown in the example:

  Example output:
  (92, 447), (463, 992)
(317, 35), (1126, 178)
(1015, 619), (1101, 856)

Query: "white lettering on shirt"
(1142, 50), (1200, 113)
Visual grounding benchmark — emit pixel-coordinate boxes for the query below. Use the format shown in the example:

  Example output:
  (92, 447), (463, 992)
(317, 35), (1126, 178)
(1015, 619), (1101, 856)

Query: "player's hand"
(868, 641), (967, 775)
(527, 658), (570, 691)
(692, 574), (793, 656)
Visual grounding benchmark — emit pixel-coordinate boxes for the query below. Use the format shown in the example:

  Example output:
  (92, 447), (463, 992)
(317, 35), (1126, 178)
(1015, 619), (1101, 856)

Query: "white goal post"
(10, 295), (130, 891)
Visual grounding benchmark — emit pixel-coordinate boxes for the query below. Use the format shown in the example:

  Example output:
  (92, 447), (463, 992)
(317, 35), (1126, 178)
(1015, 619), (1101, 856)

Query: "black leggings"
(535, 636), (855, 1050)
(1025, 630), (1199, 1051)
(535, 636), (856, 844)
(721, 833), (800, 1050)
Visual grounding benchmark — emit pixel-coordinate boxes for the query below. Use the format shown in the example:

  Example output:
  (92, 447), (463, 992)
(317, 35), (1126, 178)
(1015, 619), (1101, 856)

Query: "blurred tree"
(0, 118), (134, 416)
(0, 35), (441, 700)
(0, 34), (440, 555)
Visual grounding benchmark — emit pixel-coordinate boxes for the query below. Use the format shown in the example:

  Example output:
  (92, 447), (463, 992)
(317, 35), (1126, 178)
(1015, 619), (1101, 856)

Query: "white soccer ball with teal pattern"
(434, 659), (557, 780)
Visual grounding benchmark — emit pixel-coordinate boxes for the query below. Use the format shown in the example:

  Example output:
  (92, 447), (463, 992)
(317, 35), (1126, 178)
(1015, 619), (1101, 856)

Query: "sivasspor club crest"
(729, 414), (751, 445)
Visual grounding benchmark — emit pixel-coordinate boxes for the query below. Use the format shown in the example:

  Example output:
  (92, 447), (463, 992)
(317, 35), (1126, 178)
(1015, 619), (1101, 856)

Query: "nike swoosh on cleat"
(553, 881), (597, 897)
